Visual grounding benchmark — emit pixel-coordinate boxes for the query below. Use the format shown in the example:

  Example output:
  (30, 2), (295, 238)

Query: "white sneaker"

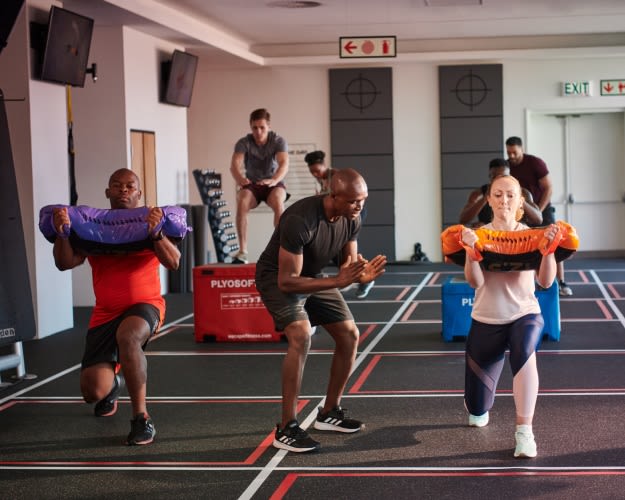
(233, 251), (248, 264)
(514, 425), (537, 458)
(356, 281), (375, 299)
(468, 411), (489, 427)
(558, 280), (573, 296)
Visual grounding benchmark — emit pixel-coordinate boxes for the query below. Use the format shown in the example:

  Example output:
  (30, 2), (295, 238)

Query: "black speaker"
(0, 0), (24, 55)
(0, 88), (36, 346)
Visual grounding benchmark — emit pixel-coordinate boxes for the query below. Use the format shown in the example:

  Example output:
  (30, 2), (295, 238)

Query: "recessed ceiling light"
(266, 1), (322, 8)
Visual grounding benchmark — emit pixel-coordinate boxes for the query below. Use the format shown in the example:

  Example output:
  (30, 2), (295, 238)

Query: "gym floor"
(1, 258), (625, 499)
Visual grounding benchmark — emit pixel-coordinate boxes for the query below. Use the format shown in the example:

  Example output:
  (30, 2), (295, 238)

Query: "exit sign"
(339, 36), (396, 58)
(561, 81), (592, 97)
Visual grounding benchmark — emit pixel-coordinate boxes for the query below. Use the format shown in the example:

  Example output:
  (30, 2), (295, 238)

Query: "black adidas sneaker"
(273, 420), (320, 453)
(313, 406), (364, 433)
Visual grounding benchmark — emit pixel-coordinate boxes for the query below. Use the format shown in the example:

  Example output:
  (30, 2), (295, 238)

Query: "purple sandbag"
(39, 205), (191, 247)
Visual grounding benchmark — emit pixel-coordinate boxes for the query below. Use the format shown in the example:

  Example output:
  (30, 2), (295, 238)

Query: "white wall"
(188, 64), (331, 260)
(393, 63), (441, 262)
(188, 50), (625, 263)
(122, 27), (190, 207)
(70, 25), (127, 307)
(68, 27), (192, 306)
(188, 61), (446, 262)
(503, 57), (625, 141)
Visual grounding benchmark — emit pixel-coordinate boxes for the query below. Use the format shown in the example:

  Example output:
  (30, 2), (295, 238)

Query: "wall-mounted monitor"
(40, 6), (94, 87)
(161, 50), (198, 107)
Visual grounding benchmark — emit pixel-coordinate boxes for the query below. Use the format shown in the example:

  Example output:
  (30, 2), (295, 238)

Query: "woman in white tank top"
(460, 174), (558, 459)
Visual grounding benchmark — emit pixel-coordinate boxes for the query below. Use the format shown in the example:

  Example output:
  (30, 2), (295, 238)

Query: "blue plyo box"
(441, 276), (560, 342)
(441, 277), (475, 342)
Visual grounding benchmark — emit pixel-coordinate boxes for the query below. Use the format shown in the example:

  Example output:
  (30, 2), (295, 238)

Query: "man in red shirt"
(506, 136), (573, 296)
(52, 169), (181, 445)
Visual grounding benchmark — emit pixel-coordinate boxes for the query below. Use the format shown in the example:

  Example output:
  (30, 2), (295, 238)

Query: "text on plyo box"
(211, 278), (255, 288)
(220, 292), (265, 310)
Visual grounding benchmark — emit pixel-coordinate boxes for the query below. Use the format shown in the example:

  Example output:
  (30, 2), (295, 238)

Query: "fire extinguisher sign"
(339, 36), (397, 59)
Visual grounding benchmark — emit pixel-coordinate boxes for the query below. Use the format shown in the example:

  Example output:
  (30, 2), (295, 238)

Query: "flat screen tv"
(40, 6), (94, 87)
(162, 50), (198, 107)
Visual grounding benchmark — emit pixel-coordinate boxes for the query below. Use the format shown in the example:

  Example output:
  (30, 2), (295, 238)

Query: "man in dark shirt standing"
(459, 158), (543, 227)
(255, 168), (387, 453)
(506, 136), (573, 296)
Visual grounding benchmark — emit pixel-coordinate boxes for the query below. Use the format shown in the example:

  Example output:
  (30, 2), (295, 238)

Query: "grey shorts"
(255, 278), (353, 332)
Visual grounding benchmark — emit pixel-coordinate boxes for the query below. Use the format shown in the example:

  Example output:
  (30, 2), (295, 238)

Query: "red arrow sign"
(339, 36), (396, 58)
(343, 41), (357, 54)
(600, 79), (625, 96)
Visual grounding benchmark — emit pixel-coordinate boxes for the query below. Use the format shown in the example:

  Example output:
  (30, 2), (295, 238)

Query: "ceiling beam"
(103, 0), (266, 65)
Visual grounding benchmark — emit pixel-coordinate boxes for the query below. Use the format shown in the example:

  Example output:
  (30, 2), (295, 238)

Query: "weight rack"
(192, 169), (239, 263)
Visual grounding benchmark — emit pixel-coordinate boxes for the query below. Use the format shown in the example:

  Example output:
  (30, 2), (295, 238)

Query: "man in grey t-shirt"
(229, 108), (289, 263)
(256, 168), (387, 453)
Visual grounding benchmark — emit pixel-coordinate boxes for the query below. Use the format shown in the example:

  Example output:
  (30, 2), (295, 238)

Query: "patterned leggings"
(464, 313), (544, 417)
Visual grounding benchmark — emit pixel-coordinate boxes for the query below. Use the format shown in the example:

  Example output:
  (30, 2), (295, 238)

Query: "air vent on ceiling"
(424, 0), (482, 6)
(266, 1), (322, 8)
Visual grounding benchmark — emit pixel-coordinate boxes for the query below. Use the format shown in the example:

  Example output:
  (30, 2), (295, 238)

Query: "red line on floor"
(578, 271), (589, 283)
(395, 287), (410, 301)
(358, 324), (376, 344)
(270, 472), (299, 500)
(401, 302), (418, 322)
(596, 299), (613, 320)
(0, 400), (18, 412)
(608, 284), (621, 299)
(350, 387), (625, 395)
(348, 355), (382, 394)
(353, 389), (464, 394)
(538, 351), (625, 356)
(428, 273), (441, 286)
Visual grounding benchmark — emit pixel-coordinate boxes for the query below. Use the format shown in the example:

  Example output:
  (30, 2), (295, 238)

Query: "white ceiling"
(65, 0), (625, 66)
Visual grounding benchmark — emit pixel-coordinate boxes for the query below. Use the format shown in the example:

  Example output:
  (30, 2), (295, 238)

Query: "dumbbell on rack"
(193, 169), (240, 263)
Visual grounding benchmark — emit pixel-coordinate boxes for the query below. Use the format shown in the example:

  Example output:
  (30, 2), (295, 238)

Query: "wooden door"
(130, 130), (157, 206)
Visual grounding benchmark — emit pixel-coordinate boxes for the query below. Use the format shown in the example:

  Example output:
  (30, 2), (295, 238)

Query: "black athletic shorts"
(242, 182), (288, 204)
(81, 303), (160, 369)
(255, 277), (353, 332)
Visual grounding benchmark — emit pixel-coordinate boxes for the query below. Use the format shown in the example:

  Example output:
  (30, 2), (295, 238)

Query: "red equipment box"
(193, 263), (284, 342)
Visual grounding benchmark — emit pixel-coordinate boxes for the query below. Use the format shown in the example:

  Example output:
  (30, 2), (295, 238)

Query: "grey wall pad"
(0, 88), (36, 345)
(329, 67), (395, 259)
(439, 64), (503, 227)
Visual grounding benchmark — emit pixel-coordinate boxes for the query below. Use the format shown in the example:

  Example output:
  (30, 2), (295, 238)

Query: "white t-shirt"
(471, 223), (541, 324)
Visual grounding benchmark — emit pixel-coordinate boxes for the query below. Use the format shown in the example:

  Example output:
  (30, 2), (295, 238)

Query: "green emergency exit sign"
(561, 81), (592, 97)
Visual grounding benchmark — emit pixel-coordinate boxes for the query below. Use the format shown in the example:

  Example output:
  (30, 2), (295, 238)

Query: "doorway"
(527, 110), (625, 252)
(130, 130), (157, 207)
